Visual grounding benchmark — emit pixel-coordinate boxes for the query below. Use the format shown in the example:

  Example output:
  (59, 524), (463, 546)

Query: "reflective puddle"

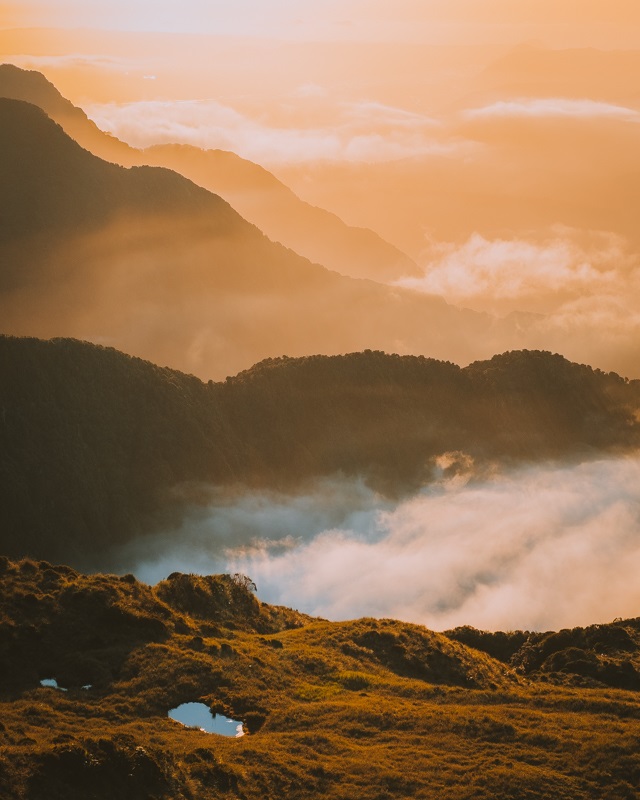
(40, 678), (67, 691)
(168, 702), (244, 737)
(40, 678), (91, 691)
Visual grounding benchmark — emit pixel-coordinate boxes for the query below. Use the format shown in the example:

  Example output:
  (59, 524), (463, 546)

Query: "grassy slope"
(0, 557), (638, 799)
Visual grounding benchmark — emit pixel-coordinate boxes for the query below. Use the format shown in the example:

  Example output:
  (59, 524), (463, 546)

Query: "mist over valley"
(2, 9), (640, 795)
(2, 335), (640, 633)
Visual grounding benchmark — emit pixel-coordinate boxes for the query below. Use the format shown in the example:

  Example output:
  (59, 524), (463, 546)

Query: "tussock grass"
(0, 558), (639, 798)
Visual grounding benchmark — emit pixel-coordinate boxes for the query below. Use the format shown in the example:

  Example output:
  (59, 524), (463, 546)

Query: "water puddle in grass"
(168, 703), (244, 737)
(39, 678), (91, 691)
(40, 678), (68, 691)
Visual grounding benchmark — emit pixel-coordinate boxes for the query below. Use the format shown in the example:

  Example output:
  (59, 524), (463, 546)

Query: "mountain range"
(0, 63), (419, 283)
(5, 65), (639, 380)
(0, 91), (500, 380)
(1, 334), (638, 566)
(1, 57), (640, 800)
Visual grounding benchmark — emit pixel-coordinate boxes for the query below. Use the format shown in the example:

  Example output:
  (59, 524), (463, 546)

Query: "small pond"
(39, 678), (91, 691)
(168, 702), (244, 737)
(40, 678), (67, 691)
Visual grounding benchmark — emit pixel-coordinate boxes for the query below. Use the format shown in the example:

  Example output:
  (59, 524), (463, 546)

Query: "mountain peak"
(0, 63), (76, 116)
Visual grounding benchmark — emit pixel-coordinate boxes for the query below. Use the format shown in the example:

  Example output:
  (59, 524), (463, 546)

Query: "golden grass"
(0, 558), (638, 799)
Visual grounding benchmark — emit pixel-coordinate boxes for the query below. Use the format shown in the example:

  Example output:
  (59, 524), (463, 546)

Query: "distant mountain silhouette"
(0, 63), (419, 282)
(0, 94), (497, 379)
(1, 335), (638, 564)
(0, 98), (235, 245)
(0, 63), (136, 166)
(142, 142), (420, 281)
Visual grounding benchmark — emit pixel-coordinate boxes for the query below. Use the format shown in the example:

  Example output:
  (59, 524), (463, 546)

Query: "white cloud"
(225, 458), (640, 631)
(397, 229), (639, 315)
(124, 458), (640, 633)
(464, 98), (640, 122)
(84, 97), (454, 164)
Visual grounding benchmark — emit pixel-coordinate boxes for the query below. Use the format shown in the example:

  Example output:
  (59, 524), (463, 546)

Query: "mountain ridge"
(1, 334), (638, 565)
(0, 63), (419, 282)
(0, 93), (495, 380)
(0, 98), (237, 247)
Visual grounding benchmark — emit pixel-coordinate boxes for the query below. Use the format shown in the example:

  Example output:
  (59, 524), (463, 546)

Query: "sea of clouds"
(121, 456), (640, 633)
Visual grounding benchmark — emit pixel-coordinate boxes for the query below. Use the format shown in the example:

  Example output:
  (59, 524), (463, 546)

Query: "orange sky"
(3, 1), (640, 377)
(3, 0), (640, 43)
(4, 0), (640, 632)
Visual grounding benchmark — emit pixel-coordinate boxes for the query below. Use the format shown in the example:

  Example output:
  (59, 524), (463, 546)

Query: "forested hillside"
(1, 335), (638, 564)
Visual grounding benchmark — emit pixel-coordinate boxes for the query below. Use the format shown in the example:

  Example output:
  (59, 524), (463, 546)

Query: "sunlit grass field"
(0, 558), (638, 799)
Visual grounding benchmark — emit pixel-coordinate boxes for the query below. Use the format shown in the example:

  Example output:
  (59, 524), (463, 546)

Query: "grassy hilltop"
(0, 557), (639, 799)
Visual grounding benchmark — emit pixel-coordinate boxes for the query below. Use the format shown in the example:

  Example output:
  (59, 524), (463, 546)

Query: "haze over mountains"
(0, 64), (419, 284)
(1, 62), (640, 630)
(1, 58), (640, 631)
(3, 65), (640, 378)
(0, 89), (499, 380)
(271, 42), (640, 256)
(2, 7), (640, 798)
(2, 334), (640, 631)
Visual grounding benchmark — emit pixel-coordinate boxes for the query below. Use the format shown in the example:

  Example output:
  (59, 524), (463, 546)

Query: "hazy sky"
(3, 0), (640, 354)
(3, 0), (640, 379)
(3, 2), (640, 630)
(3, 0), (640, 44)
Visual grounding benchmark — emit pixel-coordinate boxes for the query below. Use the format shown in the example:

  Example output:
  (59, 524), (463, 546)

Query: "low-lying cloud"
(125, 456), (640, 633)
(392, 227), (640, 375)
(84, 98), (453, 165)
(399, 227), (638, 315)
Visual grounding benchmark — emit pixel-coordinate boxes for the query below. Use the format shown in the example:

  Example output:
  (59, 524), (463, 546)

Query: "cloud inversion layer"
(126, 457), (640, 633)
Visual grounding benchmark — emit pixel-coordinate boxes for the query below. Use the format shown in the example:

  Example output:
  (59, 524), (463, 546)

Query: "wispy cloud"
(84, 97), (452, 164)
(464, 98), (640, 123)
(344, 100), (440, 129)
(6, 53), (136, 72)
(393, 227), (640, 375)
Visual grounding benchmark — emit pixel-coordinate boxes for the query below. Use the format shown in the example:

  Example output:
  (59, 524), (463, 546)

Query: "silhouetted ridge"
(0, 64), (420, 282)
(142, 142), (421, 281)
(0, 63), (143, 165)
(0, 63), (92, 125)
(1, 93), (479, 380)
(0, 97), (237, 245)
(1, 336), (639, 564)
